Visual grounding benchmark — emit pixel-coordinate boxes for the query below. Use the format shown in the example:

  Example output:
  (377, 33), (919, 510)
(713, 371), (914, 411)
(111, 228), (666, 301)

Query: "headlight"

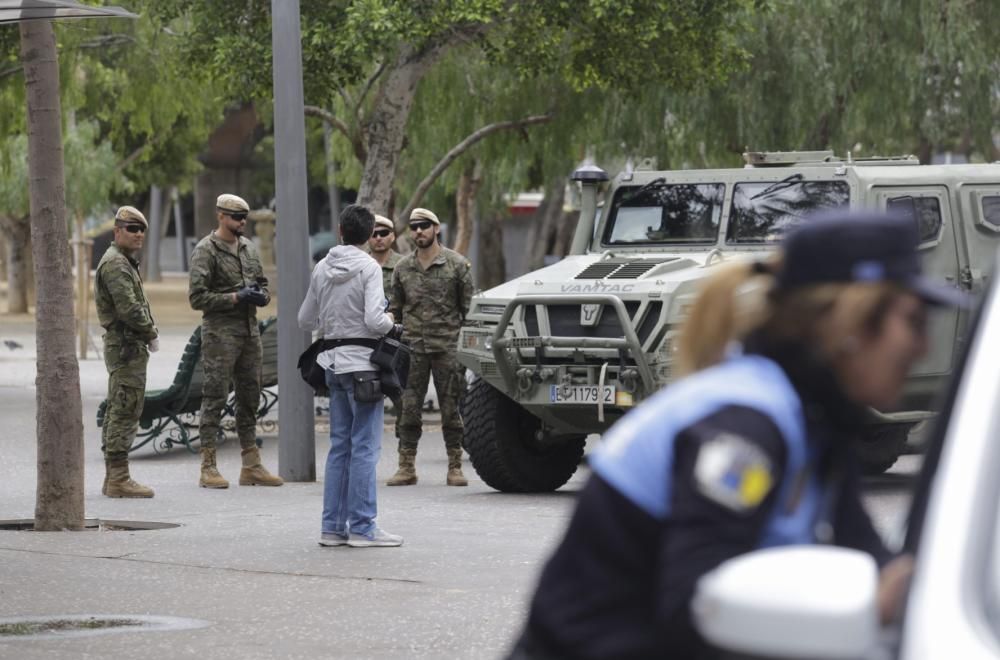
(484, 335), (493, 351)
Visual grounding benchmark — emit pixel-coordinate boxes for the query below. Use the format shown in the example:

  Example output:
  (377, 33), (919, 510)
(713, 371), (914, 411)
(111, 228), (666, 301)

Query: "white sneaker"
(347, 527), (403, 547)
(318, 532), (348, 547)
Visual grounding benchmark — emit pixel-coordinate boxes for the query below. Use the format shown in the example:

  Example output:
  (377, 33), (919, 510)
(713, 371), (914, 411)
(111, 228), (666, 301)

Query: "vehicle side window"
(888, 196), (943, 244)
(726, 180), (850, 244)
(981, 196), (1000, 231)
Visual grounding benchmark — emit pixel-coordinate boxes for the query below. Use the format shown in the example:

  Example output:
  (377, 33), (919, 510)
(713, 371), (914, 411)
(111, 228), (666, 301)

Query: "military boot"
(446, 447), (468, 487)
(105, 458), (154, 498)
(386, 449), (417, 486)
(199, 447), (229, 489)
(239, 447), (284, 486)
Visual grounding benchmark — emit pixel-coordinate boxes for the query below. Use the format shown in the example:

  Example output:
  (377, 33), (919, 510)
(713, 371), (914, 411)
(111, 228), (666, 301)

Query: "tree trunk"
(454, 160), (481, 256)
(1, 216), (31, 313)
(20, 20), (84, 531)
(356, 44), (444, 215)
(477, 210), (506, 290)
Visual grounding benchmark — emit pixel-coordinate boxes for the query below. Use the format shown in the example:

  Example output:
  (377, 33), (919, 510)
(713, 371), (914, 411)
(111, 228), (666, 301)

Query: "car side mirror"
(692, 546), (879, 659)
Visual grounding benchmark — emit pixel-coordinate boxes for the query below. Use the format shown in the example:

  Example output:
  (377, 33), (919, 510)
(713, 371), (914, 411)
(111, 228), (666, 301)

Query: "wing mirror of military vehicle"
(692, 546), (879, 659)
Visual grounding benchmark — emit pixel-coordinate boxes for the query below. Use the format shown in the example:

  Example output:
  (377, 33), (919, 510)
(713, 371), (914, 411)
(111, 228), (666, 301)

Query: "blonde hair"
(676, 259), (905, 377)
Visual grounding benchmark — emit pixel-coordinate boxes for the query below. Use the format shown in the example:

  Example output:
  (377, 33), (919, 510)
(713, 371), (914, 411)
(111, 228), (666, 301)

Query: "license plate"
(549, 385), (615, 404)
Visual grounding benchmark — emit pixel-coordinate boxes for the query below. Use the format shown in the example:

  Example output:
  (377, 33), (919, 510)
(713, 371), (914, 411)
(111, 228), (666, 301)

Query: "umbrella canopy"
(0, 0), (137, 24)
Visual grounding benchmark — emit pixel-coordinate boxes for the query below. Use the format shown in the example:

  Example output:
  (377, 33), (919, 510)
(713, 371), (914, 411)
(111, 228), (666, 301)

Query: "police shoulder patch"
(693, 432), (774, 513)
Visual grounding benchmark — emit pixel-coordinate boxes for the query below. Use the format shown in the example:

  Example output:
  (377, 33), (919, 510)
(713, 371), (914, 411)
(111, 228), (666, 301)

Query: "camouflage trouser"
(101, 337), (149, 459)
(198, 330), (262, 450)
(397, 351), (464, 452)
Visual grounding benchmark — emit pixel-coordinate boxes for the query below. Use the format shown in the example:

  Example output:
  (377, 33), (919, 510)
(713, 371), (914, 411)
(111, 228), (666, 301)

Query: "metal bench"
(97, 317), (279, 454)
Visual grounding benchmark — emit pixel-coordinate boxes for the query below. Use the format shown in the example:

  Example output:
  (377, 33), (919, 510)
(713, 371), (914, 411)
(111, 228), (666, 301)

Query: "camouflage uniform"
(390, 247), (474, 455)
(96, 243), (157, 458)
(380, 250), (403, 307)
(188, 232), (270, 451)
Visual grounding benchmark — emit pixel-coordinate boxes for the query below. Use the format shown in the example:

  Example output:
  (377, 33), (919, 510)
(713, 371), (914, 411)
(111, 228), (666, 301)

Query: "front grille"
(548, 302), (641, 338)
(635, 302), (663, 342)
(519, 301), (661, 346)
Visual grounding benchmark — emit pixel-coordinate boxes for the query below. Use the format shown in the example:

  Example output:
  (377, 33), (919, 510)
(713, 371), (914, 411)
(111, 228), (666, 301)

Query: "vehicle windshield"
(603, 182), (724, 246)
(726, 179), (850, 244)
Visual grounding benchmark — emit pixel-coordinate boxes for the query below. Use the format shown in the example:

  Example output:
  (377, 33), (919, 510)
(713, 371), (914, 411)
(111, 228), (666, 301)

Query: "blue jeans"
(322, 369), (384, 537)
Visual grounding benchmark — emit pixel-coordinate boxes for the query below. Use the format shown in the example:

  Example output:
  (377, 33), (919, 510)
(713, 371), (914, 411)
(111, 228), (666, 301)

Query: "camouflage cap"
(216, 193), (250, 214)
(374, 215), (395, 231)
(410, 208), (439, 225)
(115, 205), (148, 229)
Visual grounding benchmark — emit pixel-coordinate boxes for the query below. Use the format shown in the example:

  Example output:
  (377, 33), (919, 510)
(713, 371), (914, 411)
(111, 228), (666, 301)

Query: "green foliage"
(655, 0), (1000, 165)
(0, 119), (131, 224)
(0, 7), (221, 196)
(64, 119), (131, 222)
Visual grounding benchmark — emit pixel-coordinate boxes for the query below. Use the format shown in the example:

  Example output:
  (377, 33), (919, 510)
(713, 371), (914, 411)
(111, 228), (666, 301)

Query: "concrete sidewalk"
(0, 315), (589, 659)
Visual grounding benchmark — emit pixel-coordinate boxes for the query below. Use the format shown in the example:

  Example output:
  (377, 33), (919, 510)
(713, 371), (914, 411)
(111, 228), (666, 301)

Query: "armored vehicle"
(458, 151), (1000, 492)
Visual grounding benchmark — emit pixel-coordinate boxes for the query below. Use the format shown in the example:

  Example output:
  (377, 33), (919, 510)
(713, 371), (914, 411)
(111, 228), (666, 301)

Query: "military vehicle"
(457, 150), (1000, 492)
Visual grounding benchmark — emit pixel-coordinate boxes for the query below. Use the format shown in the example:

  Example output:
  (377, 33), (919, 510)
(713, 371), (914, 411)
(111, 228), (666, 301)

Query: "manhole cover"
(0, 615), (209, 640)
(0, 518), (180, 532)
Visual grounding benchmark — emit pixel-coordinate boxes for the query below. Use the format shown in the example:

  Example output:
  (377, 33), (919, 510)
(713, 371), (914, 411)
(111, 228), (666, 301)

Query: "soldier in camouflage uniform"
(188, 193), (283, 489)
(95, 206), (157, 498)
(369, 215), (403, 303)
(369, 214), (404, 412)
(389, 208), (474, 487)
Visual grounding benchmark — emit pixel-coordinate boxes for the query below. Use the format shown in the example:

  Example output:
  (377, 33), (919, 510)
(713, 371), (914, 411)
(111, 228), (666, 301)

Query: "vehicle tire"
(856, 424), (912, 475)
(462, 378), (585, 492)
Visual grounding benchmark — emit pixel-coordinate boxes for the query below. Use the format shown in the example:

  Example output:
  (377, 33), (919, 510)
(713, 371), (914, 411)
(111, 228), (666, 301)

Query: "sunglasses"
(224, 212), (248, 221)
(118, 223), (146, 234)
(372, 229), (393, 238)
(408, 221), (434, 232)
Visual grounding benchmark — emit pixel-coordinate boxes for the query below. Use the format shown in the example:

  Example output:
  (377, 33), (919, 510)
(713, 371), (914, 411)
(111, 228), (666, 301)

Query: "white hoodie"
(297, 244), (395, 374)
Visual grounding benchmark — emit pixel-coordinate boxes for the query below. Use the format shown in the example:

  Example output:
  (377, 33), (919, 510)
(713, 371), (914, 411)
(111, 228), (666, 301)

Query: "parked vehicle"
(458, 151), (1000, 491)
(693, 248), (999, 659)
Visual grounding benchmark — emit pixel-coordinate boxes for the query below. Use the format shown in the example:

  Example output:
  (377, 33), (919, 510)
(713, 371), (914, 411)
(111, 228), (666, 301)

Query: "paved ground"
(0, 277), (587, 659)
(0, 275), (916, 659)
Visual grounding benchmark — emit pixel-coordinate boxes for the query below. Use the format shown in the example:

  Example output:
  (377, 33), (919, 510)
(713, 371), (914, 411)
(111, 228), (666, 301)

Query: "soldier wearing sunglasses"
(388, 208), (474, 487)
(188, 193), (282, 490)
(95, 206), (158, 498)
(368, 214), (403, 306)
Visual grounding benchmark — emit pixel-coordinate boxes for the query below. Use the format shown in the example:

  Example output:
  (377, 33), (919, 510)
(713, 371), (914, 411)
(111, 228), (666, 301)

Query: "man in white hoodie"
(298, 204), (403, 548)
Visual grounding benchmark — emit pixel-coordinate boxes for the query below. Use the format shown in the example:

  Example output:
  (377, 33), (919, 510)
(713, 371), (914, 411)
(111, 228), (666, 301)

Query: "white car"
(692, 253), (1000, 659)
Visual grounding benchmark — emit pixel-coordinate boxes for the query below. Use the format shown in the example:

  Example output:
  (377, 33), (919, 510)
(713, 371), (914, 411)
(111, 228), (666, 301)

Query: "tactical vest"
(590, 355), (823, 548)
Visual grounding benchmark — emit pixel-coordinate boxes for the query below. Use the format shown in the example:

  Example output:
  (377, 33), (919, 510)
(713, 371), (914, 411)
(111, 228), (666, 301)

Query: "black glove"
(388, 324), (404, 340)
(236, 285), (268, 307)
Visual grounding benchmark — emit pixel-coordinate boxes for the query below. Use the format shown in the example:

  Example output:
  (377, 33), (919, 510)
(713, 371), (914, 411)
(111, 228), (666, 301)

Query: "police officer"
(188, 193), (283, 489)
(510, 212), (967, 659)
(388, 208), (474, 487)
(95, 206), (157, 498)
(369, 214), (403, 307)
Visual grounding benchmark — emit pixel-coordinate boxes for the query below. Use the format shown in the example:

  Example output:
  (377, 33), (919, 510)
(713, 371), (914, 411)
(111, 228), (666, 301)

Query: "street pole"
(272, 0), (315, 481)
